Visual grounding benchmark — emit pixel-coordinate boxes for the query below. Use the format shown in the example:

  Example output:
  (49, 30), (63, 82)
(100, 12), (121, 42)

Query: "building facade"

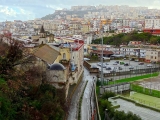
(145, 49), (160, 63)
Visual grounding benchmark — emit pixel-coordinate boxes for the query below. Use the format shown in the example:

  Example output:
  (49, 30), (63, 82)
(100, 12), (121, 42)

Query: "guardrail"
(93, 82), (101, 120)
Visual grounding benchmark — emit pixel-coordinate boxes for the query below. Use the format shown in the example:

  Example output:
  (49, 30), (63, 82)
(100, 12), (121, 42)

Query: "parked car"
(99, 63), (106, 68)
(124, 63), (129, 66)
(113, 63), (118, 65)
(84, 58), (90, 61)
(102, 64), (106, 68)
(139, 62), (144, 65)
(135, 59), (139, 62)
(151, 61), (156, 64)
(110, 69), (116, 73)
(117, 66), (122, 70)
(147, 64), (152, 67)
(130, 58), (135, 61)
(129, 66), (134, 69)
(120, 61), (125, 65)
(115, 61), (119, 64)
(105, 62), (109, 65)
(91, 65), (97, 68)
(106, 67), (112, 70)
(97, 62), (101, 66)
(103, 57), (110, 60)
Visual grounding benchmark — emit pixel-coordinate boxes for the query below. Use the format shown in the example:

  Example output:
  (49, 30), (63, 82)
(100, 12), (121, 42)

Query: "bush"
(102, 91), (116, 99)
(97, 91), (142, 120)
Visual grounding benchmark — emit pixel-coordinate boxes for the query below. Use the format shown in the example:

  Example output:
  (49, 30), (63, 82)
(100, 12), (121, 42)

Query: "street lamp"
(100, 27), (104, 86)
(129, 48), (130, 65)
(150, 66), (152, 94)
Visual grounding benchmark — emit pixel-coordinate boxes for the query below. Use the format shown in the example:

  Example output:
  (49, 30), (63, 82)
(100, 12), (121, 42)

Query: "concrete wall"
(100, 83), (130, 94)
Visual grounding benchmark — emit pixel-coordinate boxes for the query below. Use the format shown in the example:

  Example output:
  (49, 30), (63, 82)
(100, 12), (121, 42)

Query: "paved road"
(67, 68), (93, 120)
(81, 72), (96, 120)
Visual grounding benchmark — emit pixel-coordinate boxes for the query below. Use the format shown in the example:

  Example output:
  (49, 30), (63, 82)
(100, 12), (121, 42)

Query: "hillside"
(41, 9), (108, 20)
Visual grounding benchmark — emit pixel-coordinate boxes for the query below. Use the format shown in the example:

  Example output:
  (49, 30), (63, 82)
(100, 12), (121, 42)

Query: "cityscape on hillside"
(1, 3), (160, 120)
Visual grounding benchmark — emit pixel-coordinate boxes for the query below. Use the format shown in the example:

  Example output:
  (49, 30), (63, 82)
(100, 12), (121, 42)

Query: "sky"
(1, 0), (160, 22)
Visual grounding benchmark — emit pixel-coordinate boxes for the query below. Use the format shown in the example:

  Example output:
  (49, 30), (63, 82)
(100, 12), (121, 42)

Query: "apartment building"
(144, 16), (160, 35)
(145, 49), (160, 63)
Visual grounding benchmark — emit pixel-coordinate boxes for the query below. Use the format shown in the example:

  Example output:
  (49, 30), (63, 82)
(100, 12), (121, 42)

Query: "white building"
(145, 16), (160, 29)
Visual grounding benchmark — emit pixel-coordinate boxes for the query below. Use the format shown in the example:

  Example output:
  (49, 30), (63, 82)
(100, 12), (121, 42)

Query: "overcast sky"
(1, 0), (160, 22)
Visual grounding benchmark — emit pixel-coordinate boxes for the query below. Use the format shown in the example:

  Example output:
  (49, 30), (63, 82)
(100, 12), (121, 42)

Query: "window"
(63, 53), (66, 59)
(155, 57), (157, 59)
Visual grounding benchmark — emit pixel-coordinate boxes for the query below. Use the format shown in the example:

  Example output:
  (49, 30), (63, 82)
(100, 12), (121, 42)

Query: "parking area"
(90, 60), (159, 74)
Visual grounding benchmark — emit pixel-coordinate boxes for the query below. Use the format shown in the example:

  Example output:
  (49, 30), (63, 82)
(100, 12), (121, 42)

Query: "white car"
(103, 57), (110, 60)
(129, 66), (134, 69)
(84, 58), (90, 61)
(97, 63), (106, 68)
(97, 62), (101, 66)
(91, 65), (97, 68)
(147, 64), (152, 67)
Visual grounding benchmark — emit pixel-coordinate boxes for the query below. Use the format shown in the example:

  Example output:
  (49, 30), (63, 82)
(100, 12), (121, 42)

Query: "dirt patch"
(135, 75), (160, 91)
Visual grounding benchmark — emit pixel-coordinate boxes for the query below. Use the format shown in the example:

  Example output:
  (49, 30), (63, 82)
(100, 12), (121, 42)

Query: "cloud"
(0, 6), (17, 17)
(0, 5), (35, 21)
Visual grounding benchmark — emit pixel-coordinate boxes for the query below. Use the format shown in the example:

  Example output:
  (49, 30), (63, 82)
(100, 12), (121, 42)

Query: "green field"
(131, 83), (160, 97)
(108, 72), (159, 85)
(130, 92), (160, 108)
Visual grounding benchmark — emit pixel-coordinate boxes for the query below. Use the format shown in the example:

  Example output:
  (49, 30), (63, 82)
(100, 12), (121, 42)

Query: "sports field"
(130, 92), (160, 109)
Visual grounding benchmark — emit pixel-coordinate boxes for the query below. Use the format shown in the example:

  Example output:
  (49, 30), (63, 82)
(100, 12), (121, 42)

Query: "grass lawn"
(108, 72), (159, 85)
(131, 83), (160, 98)
(130, 92), (160, 108)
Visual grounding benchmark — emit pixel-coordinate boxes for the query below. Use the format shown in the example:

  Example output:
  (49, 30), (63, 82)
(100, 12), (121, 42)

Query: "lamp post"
(129, 48), (130, 65)
(150, 66), (152, 94)
(101, 27), (104, 86)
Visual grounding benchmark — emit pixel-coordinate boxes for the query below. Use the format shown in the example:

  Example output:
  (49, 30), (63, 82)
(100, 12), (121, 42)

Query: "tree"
(150, 36), (157, 44)
(0, 35), (68, 120)
(0, 37), (35, 79)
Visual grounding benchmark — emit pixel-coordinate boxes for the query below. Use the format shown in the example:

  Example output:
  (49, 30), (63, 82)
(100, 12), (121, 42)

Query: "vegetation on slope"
(0, 37), (68, 120)
(92, 31), (160, 46)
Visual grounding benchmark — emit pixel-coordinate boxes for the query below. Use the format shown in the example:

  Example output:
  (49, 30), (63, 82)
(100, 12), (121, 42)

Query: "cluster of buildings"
(1, 5), (160, 97)
(88, 43), (160, 63)
(1, 5), (160, 38)
(33, 26), (84, 97)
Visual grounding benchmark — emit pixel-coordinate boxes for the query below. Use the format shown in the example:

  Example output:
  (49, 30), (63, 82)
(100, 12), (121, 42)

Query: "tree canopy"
(92, 31), (160, 46)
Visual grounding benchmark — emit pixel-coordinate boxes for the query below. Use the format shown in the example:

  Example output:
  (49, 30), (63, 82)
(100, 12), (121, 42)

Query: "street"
(67, 68), (95, 120)
(81, 71), (96, 120)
